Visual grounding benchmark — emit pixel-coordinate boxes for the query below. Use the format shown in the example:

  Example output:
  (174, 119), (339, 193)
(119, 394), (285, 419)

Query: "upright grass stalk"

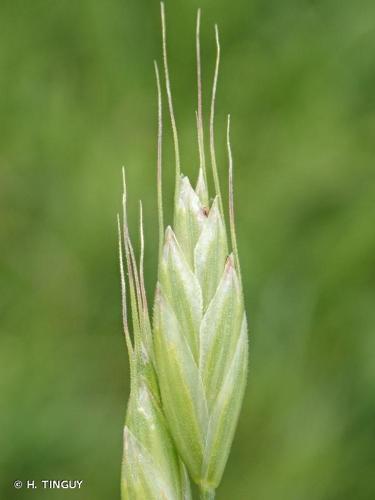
(119, 4), (248, 499)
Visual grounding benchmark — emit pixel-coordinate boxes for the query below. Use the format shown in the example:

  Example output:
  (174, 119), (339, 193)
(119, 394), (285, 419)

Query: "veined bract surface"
(154, 174), (248, 498)
(151, 5), (249, 497)
(118, 180), (191, 500)
(118, 4), (248, 500)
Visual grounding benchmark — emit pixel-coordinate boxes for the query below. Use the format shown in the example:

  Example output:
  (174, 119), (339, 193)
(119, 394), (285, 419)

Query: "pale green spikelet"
(153, 4), (248, 498)
(118, 179), (191, 500)
(154, 178), (247, 496)
(118, 4), (248, 499)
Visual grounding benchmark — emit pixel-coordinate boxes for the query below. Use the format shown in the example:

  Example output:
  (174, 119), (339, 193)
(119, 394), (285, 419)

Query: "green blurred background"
(1, 0), (375, 498)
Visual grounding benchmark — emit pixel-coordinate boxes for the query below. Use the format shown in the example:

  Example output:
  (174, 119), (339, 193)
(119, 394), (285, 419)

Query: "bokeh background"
(1, 0), (375, 498)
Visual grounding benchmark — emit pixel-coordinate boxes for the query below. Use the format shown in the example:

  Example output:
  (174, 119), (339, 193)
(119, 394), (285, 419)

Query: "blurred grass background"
(1, 0), (375, 498)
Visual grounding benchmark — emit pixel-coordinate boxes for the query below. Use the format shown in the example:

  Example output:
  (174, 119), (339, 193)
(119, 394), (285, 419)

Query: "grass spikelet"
(118, 4), (248, 499)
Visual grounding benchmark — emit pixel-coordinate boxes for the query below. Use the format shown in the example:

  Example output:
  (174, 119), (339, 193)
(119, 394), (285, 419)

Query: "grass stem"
(199, 487), (215, 500)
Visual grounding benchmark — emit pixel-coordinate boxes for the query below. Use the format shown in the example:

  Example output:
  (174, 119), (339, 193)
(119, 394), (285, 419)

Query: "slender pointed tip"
(122, 166), (127, 193)
(162, 226), (178, 257)
(160, 0), (181, 199)
(225, 253), (235, 271)
(139, 201), (144, 240)
(177, 175), (188, 196)
(224, 252), (242, 289)
(180, 174), (191, 189)
(160, 2), (166, 36)
(214, 24), (220, 47)
(164, 225), (174, 242)
(178, 175), (202, 208)
(227, 116), (233, 162)
(162, 235), (170, 264)
(209, 195), (220, 214)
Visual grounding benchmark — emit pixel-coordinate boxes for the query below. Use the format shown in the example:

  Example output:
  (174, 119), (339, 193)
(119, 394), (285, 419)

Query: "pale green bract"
(154, 173), (248, 497)
(118, 3), (248, 499)
(122, 378), (191, 500)
(118, 188), (191, 500)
